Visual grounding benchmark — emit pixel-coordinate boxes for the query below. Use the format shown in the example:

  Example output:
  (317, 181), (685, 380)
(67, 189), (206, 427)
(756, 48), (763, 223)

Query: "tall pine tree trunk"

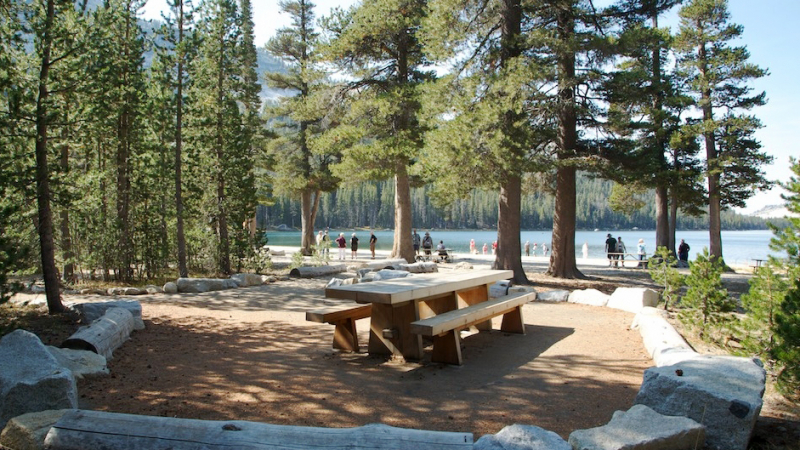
(669, 188), (678, 252)
(300, 189), (316, 255)
(116, 8), (133, 281)
(215, 31), (231, 275)
(495, 174), (527, 283)
(655, 186), (670, 250)
(35, 0), (65, 314)
(59, 124), (74, 282)
(547, 4), (582, 279)
(175, 0), (188, 278)
(651, 8), (670, 252)
(699, 43), (723, 261)
(493, 0), (527, 284)
(392, 164), (414, 262)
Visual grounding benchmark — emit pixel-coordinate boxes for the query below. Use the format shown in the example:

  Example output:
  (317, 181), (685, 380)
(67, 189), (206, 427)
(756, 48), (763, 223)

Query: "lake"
(265, 229), (779, 267)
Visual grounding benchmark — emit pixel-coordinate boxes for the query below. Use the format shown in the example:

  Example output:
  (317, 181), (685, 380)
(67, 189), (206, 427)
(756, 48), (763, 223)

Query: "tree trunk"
(669, 188), (678, 253)
(35, 0), (65, 314)
(116, 8), (133, 281)
(300, 190), (315, 256)
(699, 43), (723, 261)
(175, 0), (188, 278)
(392, 164), (415, 263)
(494, 175), (528, 284)
(547, 5), (583, 279)
(655, 185), (670, 251)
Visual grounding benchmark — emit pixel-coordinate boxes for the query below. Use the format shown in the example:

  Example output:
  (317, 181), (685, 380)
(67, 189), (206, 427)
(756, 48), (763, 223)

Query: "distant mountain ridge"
(749, 205), (793, 219)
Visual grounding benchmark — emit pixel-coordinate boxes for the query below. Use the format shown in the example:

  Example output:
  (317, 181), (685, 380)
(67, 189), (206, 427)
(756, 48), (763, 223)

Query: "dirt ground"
(7, 255), (799, 447)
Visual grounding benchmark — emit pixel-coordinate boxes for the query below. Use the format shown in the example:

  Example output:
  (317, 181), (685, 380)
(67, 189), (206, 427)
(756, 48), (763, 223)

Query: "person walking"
(604, 234), (617, 267)
(678, 239), (690, 267)
(412, 229), (421, 255)
(524, 240), (530, 256)
(369, 232), (377, 259)
(350, 233), (359, 259)
(616, 237), (626, 267)
(335, 233), (347, 260)
(637, 239), (647, 269)
(422, 232), (433, 256)
(322, 231), (330, 256)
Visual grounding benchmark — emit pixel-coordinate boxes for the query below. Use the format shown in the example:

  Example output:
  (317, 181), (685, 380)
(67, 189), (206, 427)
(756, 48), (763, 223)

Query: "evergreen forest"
(262, 174), (775, 231)
(0, 0), (778, 309)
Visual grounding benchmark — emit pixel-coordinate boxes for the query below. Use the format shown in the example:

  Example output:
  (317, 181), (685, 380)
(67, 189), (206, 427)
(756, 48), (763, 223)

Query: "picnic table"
(751, 259), (765, 272)
(323, 269), (516, 363)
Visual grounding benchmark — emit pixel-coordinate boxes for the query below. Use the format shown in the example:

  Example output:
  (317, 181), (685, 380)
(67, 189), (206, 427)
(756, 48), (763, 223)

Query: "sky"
(141, 0), (797, 214)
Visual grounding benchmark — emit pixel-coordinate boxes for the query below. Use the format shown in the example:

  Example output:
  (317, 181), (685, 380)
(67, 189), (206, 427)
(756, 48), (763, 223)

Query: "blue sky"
(143, 0), (796, 213)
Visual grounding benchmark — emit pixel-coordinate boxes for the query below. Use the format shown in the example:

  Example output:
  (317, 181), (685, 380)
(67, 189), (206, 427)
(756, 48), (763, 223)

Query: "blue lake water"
(266, 229), (779, 267)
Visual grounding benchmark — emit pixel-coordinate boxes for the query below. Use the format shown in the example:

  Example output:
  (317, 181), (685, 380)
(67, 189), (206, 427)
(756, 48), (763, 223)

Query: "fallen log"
(44, 410), (474, 450)
(289, 264), (347, 278)
(361, 258), (409, 271)
(61, 307), (134, 359)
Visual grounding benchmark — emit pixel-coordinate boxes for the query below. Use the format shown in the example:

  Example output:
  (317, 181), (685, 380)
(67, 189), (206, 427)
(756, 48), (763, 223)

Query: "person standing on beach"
(524, 240), (530, 256)
(604, 234), (617, 267)
(616, 237), (626, 267)
(532, 242), (537, 256)
(470, 239), (476, 254)
(582, 242), (589, 260)
(335, 233), (347, 260)
(350, 233), (359, 259)
(422, 232), (433, 255)
(492, 241), (498, 255)
(322, 231), (330, 256)
(678, 239), (690, 267)
(316, 230), (323, 252)
(369, 232), (377, 259)
(482, 243), (488, 254)
(412, 229), (421, 255)
(542, 243), (548, 257)
(637, 239), (647, 268)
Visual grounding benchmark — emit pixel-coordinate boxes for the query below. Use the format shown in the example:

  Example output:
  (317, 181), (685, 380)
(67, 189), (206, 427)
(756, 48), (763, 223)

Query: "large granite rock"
(0, 409), (69, 450)
(46, 347), (109, 379)
(634, 356), (766, 450)
(607, 288), (659, 313)
(453, 262), (473, 270)
(0, 331), (77, 430)
(68, 300), (144, 330)
(568, 404), (705, 450)
(474, 424), (571, 450)
(107, 287), (146, 296)
(163, 282), (178, 294)
(536, 290), (570, 302)
(231, 273), (263, 287)
(176, 277), (239, 293)
(568, 289), (610, 307)
(62, 307), (135, 360)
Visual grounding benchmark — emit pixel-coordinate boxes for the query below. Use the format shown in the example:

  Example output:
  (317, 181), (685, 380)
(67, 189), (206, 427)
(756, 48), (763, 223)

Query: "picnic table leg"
(457, 284), (492, 331)
(367, 303), (423, 361)
(332, 318), (360, 352)
(500, 306), (526, 334)
(431, 331), (463, 365)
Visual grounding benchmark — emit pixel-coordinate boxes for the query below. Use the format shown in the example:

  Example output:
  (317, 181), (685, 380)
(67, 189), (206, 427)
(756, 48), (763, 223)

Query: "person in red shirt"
(335, 233), (347, 260)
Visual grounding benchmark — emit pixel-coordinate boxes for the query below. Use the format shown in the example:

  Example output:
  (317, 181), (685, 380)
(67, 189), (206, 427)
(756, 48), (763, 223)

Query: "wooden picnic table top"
(325, 269), (513, 306)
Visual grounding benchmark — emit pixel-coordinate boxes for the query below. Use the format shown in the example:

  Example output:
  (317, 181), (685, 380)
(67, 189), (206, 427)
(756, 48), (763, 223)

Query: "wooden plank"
(332, 317), (359, 352)
(45, 410), (473, 450)
(368, 303), (397, 356)
(431, 331), (462, 365)
(325, 270), (513, 305)
(409, 292), (536, 337)
(306, 304), (372, 324)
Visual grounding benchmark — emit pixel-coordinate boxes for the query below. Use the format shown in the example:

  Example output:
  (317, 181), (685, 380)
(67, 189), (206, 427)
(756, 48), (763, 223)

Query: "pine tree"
(266, 0), (340, 256)
(320, 0), (430, 263)
(680, 247), (735, 340)
(673, 0), (772, 262)
(739, 262), (788, 363)
(773, 277), (800, 399)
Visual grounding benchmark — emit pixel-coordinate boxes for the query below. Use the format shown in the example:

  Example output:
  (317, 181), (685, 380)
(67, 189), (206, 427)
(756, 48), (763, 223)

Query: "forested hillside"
(261, 173), (772, 231)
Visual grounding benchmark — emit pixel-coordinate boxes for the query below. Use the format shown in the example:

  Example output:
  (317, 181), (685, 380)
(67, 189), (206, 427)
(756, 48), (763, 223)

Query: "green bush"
(679, 247), (736, 342)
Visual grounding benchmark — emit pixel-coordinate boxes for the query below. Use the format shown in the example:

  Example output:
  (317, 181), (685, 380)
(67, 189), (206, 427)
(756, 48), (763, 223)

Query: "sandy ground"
(65, 249), (796, 444)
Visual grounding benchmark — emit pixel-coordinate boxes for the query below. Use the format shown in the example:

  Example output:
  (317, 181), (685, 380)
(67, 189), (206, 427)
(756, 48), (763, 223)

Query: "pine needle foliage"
(648, 246), (684, 310)
(679, 247), (735, 341)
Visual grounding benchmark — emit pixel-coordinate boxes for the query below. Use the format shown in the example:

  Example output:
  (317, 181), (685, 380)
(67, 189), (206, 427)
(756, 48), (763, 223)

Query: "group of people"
(412, 229), (450, 261)
(522, 241), (548, 257)
(603, 233), (691, 269)
(317, 229), (379, 260)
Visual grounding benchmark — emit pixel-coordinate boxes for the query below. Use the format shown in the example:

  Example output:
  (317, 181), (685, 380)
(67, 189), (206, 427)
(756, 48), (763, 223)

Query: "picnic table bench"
(409, 290), (536, 365)
(306, 304), (371, 352)
(322, 270), (522, 364)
